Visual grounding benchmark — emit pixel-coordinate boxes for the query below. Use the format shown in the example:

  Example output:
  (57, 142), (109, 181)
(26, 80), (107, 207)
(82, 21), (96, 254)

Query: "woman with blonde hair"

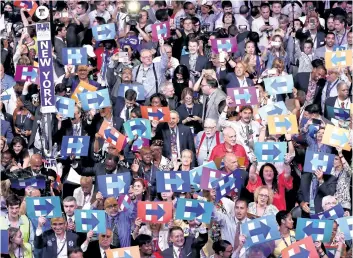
(248, 186), (279, 216)
(8, 227), (32, 258)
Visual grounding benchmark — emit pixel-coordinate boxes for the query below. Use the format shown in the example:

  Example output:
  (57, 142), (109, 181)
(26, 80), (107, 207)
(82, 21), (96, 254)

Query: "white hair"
(204, 118), (217, 127)
(160, 81), (174, 94)
(321, 195), (337, 210)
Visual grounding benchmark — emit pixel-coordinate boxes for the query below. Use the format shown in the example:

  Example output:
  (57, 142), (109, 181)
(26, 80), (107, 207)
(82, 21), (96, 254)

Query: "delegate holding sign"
(36, 22), (56, 113)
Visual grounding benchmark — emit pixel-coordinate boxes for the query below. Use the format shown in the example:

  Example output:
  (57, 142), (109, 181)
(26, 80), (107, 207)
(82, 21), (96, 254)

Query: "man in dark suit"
(55, 105), (88, 147)
(53, 23), (67, 78)
(180, 39), (208, 82)
(113, 89), (138, 121)
(294, 65), (327, 113)
(160, 82), (179, 110)
(220, 61), (254, 89)
(85, 106), (124, 139)
(324, 82), (352, 118)
(153, 110), (196, 165)
(298, 170), (337, 217)
(295, 20), (326, 50)
(161, 226), (208, 258)
(83, 229), (114, 258)
(35, 216), (91, 257)
(76, 154), (129, 192)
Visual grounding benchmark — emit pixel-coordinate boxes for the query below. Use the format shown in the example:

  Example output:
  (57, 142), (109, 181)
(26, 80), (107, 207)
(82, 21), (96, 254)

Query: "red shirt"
(94, 47), (119, 71)
(246, 173), (293, 211)
(209, 143), (249, 168)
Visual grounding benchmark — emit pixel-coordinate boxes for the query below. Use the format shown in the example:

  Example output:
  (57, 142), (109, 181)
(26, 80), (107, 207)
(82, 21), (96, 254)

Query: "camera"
(126, 1), (140, 26)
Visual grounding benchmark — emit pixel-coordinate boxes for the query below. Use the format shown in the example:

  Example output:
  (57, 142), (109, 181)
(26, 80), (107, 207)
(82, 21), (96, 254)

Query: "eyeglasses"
(258, 194), (269, 199)
(106, 204), (118, 209)
(204, 126), (215, 130)
(100, 234), (112, 238)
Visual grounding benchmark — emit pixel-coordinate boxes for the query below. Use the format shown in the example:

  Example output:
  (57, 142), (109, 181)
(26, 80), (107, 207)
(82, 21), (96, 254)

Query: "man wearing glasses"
(83, 229), (115, 258)
(195, 118), (224, 165)
(88, 0), (111, 28)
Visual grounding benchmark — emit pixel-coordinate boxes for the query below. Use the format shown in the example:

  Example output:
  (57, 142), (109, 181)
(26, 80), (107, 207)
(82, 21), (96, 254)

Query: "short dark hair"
(131, 106), (142, 118)
(183, 1), (193, 10)
(155, 0), (167, 8)
(304, 40), (314, 48)
(188, 38), (199, 45)
(260, 3), (270, 9)
(135, 234), (152, 247)
(305, 104), (320, 114)
(326, 31), (335, 38)
(125, 89), (137, 101)
(55, 83), (66, 94)
(276, 210), (291, 225)
(77, 1), (89, 12)
(6, 195), (21, 207)
(202, 75), (218, 88)
(95, 16), (106, 25)
(222, 12), (235, 25)
(212, 240), (232, 254)
(239, 105), (253, 113)
(55, 23), (66, 35)
(169, 226), (184, 236)
(68, 248), (83, 258)
(294, 18), (304, 27)
(222, 1), (232, 9)
(235, 198), (248, 207)
(334, 15), (346, 25)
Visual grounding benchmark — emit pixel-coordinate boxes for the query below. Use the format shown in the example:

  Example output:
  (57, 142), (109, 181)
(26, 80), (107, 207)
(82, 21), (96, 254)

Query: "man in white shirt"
(73, 176), (95, 209)
(88, 0), (111, 27)
(212, 199), (250, 258)
(251, 3), (279, 50)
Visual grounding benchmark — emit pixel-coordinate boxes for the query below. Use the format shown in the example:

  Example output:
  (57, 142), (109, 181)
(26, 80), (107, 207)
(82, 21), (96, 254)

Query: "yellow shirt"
(274, 230), (296, 258)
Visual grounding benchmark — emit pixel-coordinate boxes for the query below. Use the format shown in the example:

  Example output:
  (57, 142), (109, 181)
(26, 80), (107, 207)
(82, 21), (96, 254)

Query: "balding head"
(223, 127), (237, 146)
(30, 154), (43, 172)
(223, 153), (238, 172)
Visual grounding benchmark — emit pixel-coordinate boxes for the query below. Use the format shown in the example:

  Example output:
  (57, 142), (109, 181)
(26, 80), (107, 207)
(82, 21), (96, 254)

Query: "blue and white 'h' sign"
(61, 136), (90, 156)
(78, 88), (111, 111)
(26, 197), (62, 218)
(55, 95), (75, 118)
(303, 150), (335, 174)
(241, 215), (281, 247)
(97, 173), (131, 197)
(74, 209), (106, 233)
(62, 48), (87, 65)
(92, 23), (116, 41)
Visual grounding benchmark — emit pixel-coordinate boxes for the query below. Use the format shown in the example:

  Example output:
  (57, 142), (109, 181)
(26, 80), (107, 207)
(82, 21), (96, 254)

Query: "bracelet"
(286, 140), (292, 142)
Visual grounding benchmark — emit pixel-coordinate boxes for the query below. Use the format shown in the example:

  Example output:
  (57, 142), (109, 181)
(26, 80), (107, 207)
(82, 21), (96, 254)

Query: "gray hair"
(321, 195), (337, 210)
(63, 196), (77, 204)
(160, 81), (174, 94)
(204, 118), (217, 127)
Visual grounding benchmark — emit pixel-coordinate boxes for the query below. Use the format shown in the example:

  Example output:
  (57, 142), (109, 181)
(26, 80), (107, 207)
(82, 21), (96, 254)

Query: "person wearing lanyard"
(334, 15), (348, 47)
(195, 118), (224, 166)
(320, 68), (341, 112)
(273, 211), (296, 258)
(35, 216), (90, 258)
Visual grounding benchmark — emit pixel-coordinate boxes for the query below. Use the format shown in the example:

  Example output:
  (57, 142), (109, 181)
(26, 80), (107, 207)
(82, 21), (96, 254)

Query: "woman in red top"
(247, 163), (293, 211)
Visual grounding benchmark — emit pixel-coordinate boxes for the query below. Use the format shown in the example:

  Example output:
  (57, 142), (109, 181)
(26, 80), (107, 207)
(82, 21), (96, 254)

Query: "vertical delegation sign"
(36, 22), (56, 113)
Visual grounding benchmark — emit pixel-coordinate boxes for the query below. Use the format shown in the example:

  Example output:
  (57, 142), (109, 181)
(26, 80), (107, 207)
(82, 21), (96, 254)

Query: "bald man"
(23, 154), (58, 196)
(209, 127), (249, 168)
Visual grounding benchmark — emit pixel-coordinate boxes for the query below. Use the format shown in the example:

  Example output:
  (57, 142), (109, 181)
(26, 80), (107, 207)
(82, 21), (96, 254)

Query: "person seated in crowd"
(73, 176), (95, 210)
(83, 229), (113, 258)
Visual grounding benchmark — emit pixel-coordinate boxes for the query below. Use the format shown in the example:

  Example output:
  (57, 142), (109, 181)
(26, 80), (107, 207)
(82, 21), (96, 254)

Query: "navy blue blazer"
(180, 55), (208, 73)
(34, 229), (79, 257)
(161, 233), (208, 258)
(220, 71), (254, 89)
(153, 123), (196, 166)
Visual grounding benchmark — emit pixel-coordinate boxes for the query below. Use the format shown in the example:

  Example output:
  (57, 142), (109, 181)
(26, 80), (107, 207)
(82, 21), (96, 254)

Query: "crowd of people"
(0, 0), (352, 257)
